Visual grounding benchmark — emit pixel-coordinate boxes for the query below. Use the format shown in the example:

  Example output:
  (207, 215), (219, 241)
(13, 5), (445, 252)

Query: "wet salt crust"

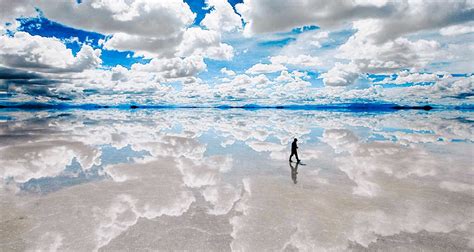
(1, 109), (473, 251)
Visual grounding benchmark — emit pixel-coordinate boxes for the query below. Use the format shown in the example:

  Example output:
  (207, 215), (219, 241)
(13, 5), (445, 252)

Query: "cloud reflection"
(0, 109), (472, 251)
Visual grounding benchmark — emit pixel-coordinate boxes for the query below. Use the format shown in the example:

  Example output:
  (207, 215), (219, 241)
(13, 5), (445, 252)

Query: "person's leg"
(289, 153), (294, 162)
(295, 152), (300, 162)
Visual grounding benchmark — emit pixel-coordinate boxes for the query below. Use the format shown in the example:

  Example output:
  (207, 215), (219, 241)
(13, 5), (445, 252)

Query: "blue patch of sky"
(185, 0), (210, 25)
(368, 73), (391, 82)
(201, 26), (331, 84)
(309, 77), (324, 88)
(199, 35), (277, 81)
(100, 144), (151, 165)
(323, 29), (356, 48)
(19, 158), (104, 194)
(258, 37), (297, 47)
(185, 0), (244, 26)
(368, 133), (392, 141)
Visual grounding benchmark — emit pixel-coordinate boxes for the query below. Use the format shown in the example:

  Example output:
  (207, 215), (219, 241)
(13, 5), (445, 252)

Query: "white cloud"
(0, 0), (37, 32)
(378, 71), (445, 85)
(177, 27), (234, 60)
(220, 67), (236, 76)
(275, 70), (309, 83)
(383, 75), (474, 103)
(39, 0), (195, 38)
(236, 0), (394, 36)
(131, 55), (206, 80)
(0, 32), (102, 73)
(440, 23), (474, 36)
(34, 0), (236, 61)
(235, 0), (473, 95)
(102, 32), (182, 58)
(215, 74), (271, 100)
(321, 62), (360, 86)
(246, 63), (286, 74)
(338, 20), (443, 73)
(236, 0), (474, 42)
(201, 0), (242, 32)
(1, 0), (473, 105)
(270, 55), (322, 68)
(279, 29), (333, 57)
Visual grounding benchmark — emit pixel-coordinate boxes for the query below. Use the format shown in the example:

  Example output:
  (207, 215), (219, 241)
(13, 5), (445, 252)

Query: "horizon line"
(1, 102), (473, 112)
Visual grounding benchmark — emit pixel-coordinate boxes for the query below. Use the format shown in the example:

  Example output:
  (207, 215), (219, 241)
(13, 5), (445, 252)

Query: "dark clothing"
(291, 142), (297, 152)
(289, 140), (300, 162)
(289, 152), (299, 162)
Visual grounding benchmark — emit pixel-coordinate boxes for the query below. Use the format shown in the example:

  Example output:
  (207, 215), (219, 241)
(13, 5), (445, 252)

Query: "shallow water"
(0, 109), (473, 251)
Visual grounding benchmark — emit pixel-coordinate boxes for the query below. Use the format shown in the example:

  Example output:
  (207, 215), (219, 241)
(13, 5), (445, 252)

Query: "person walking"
(289, 138), (301, 163)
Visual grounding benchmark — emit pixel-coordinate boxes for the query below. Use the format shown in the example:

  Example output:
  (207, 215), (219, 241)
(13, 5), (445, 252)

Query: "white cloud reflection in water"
(0, 109), (473, 251)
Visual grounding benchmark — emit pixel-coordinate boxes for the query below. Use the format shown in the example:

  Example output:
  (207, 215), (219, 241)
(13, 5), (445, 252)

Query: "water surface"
(0, 109), (473, 251)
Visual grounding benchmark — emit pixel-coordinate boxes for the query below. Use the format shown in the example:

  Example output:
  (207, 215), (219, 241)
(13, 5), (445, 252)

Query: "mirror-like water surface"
(1, 109), (473, 251)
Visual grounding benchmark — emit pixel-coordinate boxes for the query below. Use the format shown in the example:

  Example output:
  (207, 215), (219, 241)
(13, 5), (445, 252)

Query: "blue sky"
(0, 0), (473, 105)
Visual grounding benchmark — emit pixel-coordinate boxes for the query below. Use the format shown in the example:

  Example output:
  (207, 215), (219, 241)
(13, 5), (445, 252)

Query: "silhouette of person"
(289, 161), (299, 184)
(289, 138), (301, 163)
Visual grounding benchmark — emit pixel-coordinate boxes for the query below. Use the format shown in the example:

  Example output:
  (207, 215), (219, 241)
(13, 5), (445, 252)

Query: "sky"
(0, 0), (473, 106)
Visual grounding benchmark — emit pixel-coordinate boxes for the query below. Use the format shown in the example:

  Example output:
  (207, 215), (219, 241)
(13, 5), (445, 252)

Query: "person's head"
(294, 138), (297, 142)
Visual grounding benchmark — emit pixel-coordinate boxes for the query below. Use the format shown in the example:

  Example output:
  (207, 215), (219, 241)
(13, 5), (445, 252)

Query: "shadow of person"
(289, 161), (299, 184)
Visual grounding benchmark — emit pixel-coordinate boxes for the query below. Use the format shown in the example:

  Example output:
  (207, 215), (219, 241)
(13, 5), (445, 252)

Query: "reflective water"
(0, 109), (473, 251)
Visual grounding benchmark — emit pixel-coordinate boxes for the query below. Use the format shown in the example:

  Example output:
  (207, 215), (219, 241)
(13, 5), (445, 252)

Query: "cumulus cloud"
(440, 23), (474, 36)
(0, 32), (102, 73)
(378, 71), (445, 85)
(317, 20), (448, 86)
(176, 27), (234, 60)
(0, 31), (103, 100)
(236, 0), (395, 36)
(279, 30), (332, 57)
(215, 74), (271, 100)
(338, 21), (443, 72)
(220, 67), (236, 76)
(0, 0), (37, 31)
(246, 63), (286, 74)
(27, 0), (235, 61)
(201, 0), (242, 32)
(236, 0), (474, 42)
(270, 55), (322, 68)
(321, 62), (360, 86)
(275, 70), (309, 83)
(131, 55), (206, 80)
(383, 75), (474, 102)
(38, 0), (195, 38)
(237, 0), (473, 91)
(1, 0), (473, 105)
(102, 32), (183, 58)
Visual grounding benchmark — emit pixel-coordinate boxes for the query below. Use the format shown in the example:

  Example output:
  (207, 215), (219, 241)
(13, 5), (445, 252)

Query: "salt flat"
(0, 109), (473, 251)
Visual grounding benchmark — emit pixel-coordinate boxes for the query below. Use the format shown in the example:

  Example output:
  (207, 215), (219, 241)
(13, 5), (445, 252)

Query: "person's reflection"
(289, 161), (299, 184)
